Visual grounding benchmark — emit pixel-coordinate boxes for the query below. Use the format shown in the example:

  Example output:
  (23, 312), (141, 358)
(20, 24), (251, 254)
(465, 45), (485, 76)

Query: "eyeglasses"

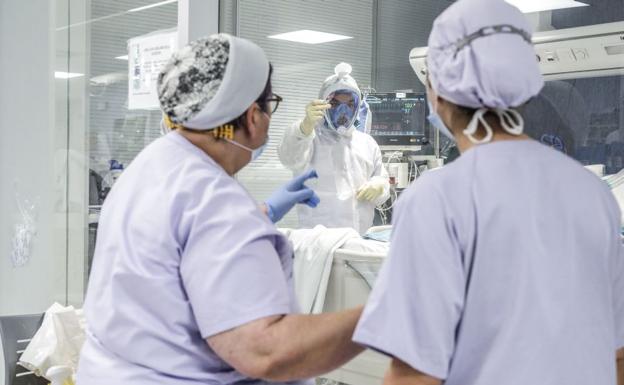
(264, 94), (283, 114)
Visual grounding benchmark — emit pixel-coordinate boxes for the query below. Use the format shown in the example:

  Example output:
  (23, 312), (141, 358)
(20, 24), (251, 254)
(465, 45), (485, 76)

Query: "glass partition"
(524, 75), (624, 174)
(0, 0), (177, 316)
(221, 0), (623, 230)
(0, 0), (77, 316)
(83, 0), (177, 279)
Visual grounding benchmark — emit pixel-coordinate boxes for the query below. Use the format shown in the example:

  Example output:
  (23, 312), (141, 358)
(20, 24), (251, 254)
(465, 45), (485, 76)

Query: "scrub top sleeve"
(614, 240), (624, 349)
(180, 182), (292, 339)
(353, 178), (465, 380)
(607, 193), (624, 350)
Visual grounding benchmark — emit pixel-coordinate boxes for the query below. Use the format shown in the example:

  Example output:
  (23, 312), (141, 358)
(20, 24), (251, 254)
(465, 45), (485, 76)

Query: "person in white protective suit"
(278, 63), (390, 234)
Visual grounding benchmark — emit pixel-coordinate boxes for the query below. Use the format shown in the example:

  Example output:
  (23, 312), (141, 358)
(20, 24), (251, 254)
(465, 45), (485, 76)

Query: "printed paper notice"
(128, 30), (177, 110)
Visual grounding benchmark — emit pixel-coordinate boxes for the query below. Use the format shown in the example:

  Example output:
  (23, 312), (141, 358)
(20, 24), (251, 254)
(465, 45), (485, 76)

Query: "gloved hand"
(300, 100), (331, 136)
(265, 169), (321, 223)
(356, 179), (386, 202)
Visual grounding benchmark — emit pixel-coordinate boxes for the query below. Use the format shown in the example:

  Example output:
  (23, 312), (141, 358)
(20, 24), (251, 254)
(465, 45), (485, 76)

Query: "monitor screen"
(366, 92), (428, 146)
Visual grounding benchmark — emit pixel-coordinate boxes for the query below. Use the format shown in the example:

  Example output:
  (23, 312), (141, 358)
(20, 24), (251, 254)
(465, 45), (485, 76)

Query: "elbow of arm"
(207, 336), (301, 382)
(384, 359), (443, 385)
(277, 145), (296, 170)
(277, 136), (296, 166)
(206, 323), (290, 381)
(237, 357), (279, 381)
(256, 348), (304, 382)
(278, 123), (313, 169)
(279, 149), (310, 173)
(213, 350), (286, 381)
(230, 357), (294, 382)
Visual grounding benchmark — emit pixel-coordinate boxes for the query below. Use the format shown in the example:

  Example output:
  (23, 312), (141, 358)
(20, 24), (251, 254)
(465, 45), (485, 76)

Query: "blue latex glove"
(265, 169), (320, 223)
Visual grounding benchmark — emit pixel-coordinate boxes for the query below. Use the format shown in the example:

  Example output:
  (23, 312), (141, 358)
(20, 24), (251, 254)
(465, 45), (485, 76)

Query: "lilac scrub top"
(354, 140), (624, 385)
(77, 131), (313, 385)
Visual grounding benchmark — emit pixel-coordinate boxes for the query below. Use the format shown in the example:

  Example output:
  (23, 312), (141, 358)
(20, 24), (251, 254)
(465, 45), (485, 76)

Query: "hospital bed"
(318, 233), (391, 385)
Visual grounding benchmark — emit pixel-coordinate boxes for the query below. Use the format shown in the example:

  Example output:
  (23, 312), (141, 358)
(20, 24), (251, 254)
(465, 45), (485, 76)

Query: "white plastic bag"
(19, 303), (86, 382)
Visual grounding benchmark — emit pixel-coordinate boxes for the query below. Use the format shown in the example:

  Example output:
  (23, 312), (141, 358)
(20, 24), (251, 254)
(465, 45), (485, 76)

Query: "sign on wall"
(127, 29), (178, 110)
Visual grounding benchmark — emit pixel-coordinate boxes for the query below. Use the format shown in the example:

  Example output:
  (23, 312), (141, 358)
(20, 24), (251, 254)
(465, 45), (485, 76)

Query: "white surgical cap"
(158, 33), (269, 130)
(427, 0), (544, 110)
(318, 63), (361, 101)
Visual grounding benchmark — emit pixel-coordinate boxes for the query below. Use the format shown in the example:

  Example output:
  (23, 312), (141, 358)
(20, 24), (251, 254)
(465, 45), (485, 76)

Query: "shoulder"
(536, 141), (609, 192)
(539, 143), (622, 231)
(149, 137), (260, 218)
(178, 169), (280, 247)
(192, 170), (258, 214)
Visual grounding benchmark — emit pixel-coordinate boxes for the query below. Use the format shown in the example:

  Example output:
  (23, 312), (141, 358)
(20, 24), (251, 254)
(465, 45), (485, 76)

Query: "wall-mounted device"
(409, 21), (624, 84)
(365, 92), (429, 151)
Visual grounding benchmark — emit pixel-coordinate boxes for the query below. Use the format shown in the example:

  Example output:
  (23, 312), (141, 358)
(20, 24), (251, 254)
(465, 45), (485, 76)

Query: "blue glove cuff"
(265, 202), (277, 223)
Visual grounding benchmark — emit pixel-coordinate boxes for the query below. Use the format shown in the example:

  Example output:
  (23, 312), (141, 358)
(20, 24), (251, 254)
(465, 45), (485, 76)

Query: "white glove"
(300, 100), (331, 136)
(356, 179), (386, 201)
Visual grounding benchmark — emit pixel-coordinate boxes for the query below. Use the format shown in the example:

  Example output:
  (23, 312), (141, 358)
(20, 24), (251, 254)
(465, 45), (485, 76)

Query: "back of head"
(427, 0), (544, 110)
(157, 33), (269, 131)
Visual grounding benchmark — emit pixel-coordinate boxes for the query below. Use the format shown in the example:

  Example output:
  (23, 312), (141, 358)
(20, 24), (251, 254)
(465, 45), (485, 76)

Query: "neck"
(176, 129), (249, 175)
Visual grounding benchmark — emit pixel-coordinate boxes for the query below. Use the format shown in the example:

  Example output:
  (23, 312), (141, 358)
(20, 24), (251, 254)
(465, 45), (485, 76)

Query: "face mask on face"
(329, 103), (355, 128)
(427, 100), (455, 142)
(427, 92), (525, 145)
(226, 136), (269, 162)
(251, 139), (268, 161)
(325, 91), (359, 134)
(224, 106), (272, 161)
